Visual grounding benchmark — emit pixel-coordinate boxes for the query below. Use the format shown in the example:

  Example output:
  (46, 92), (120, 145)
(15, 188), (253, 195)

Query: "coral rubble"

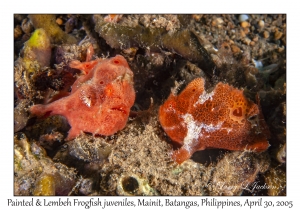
(14, 134), (77, 195)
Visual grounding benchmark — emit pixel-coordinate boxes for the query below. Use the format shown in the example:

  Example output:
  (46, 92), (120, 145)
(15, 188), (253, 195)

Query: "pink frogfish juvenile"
(159, 78), (270, 164)
(31, 47), (135, 140)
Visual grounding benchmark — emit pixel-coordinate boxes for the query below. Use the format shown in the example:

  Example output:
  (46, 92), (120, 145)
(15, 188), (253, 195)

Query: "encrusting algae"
(28, 14), (77, 44)
(33, 174), (56, 196)
(22, 28), (51, 74)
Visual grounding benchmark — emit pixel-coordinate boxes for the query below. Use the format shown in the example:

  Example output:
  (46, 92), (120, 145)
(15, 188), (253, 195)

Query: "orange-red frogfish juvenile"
(31, 47), (135, 140)
(159, 77), (270, 164)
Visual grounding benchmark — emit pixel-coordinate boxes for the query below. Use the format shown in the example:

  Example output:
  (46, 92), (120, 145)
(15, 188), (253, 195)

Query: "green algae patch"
(26, 28), (50, 49)
(33, 174), (56, 196)
(23, 28), (51, 74)
(29, 14), (77, 45)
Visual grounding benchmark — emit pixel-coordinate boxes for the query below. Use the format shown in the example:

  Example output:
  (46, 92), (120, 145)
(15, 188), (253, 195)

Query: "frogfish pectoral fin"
(171, 147), (193, 164)
(245, 139), (270, 152)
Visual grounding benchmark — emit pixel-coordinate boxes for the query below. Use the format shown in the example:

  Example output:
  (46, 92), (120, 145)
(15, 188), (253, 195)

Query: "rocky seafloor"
(14, 14), (286, 196)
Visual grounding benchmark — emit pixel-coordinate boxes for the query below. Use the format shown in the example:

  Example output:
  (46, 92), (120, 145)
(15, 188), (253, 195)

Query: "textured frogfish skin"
(30, 55), (135, 140)
(159, 78), (270, 164)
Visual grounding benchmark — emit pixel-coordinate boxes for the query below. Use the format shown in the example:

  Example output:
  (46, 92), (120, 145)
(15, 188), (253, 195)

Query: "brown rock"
(192, 14), (203, 21)
(240, 29), (246, 38)
(14, 25), (23, 39)
(21, 18), (33, 34)
(216, 17), (224, 25)
(230, 44), (241, 55)
(211, 19), (217, 27)
(258, 20), (265, 29)
(278, 46), (285, 53)
(281, 35), (286, 45)
(242, 37), (251, 45)
(263, 31), (270, 39)
(274, 30), (283, 40)
(240, 21), (249, 28)
(243, 27), (250, 34)
(252, 36), (259, 42)
(56, 18), (63, 26)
